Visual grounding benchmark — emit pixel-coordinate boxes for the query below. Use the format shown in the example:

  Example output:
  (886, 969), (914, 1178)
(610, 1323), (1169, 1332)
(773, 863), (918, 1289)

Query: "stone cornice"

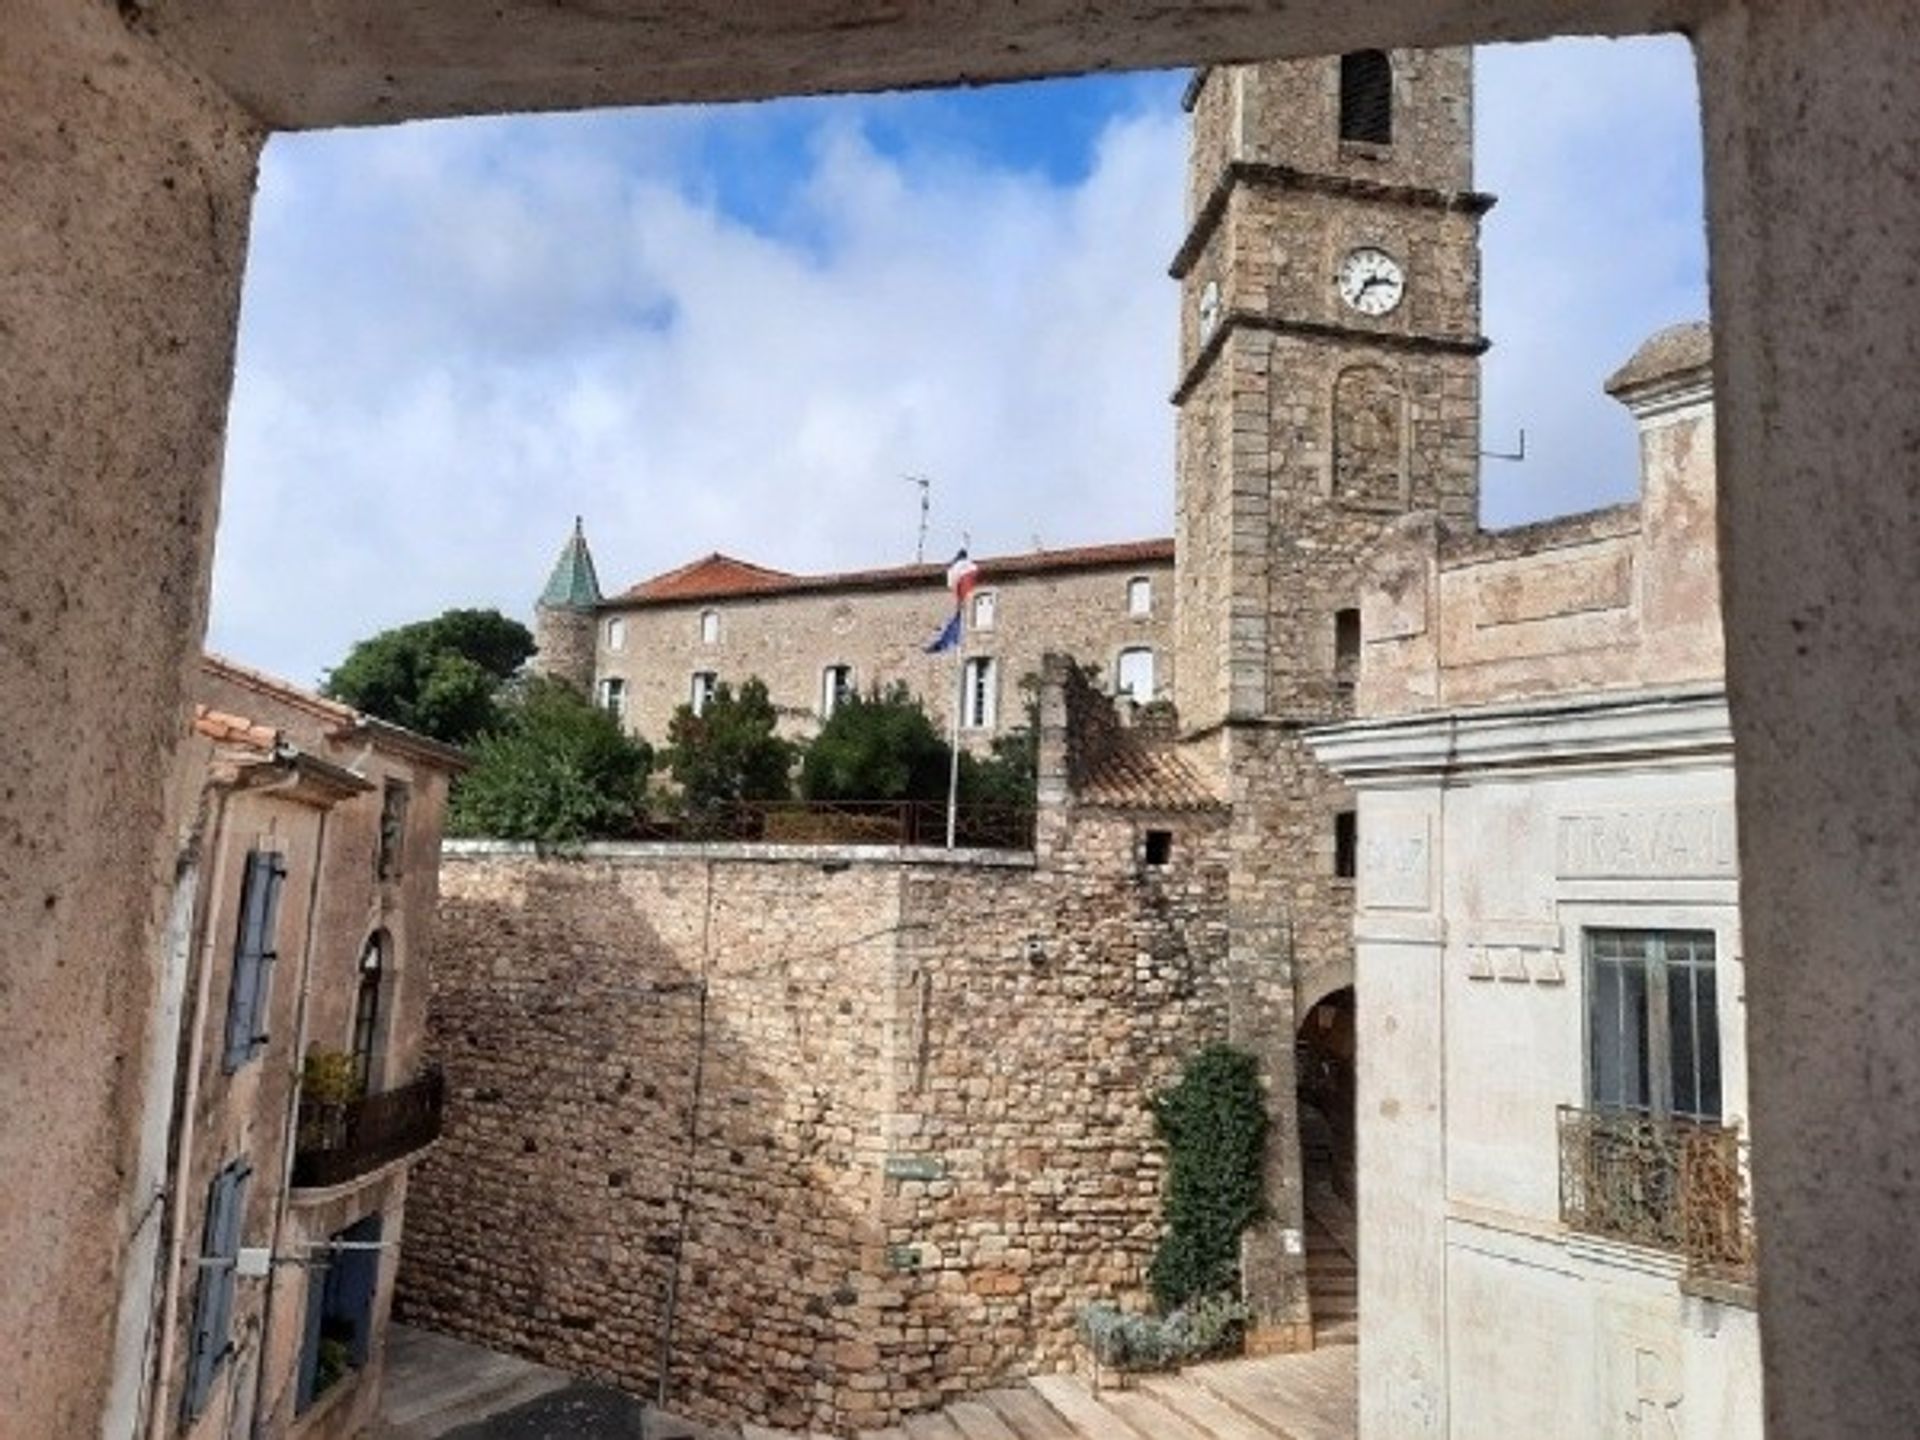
(1170, 310), (1490, 405)
(1169, 159), (1497, 281)
(1305, 685), (1732, 784)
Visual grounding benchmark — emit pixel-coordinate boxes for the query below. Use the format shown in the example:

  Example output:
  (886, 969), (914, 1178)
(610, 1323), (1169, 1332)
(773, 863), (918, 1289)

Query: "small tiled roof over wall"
(1060, 661), (1221, 812)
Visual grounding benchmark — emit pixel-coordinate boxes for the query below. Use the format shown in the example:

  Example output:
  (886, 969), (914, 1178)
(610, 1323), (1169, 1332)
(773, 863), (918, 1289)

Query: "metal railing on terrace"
(1557, 1105), (1756, 1290)
(292, 1067), (445, 1190)
(628, 799), (1036, 851)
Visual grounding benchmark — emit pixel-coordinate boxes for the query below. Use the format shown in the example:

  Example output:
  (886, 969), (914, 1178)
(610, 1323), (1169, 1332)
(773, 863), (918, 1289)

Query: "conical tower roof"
(539, 517), (603, 612)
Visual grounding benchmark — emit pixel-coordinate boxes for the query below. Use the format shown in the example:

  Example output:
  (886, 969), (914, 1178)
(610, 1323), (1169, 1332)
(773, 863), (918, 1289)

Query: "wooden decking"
(741, 1343), (1357, 1440)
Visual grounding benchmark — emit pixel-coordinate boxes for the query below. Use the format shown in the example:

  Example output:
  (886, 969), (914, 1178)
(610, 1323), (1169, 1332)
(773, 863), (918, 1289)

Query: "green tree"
(447, 678), (653, 842)
(1148, 1045), (1269, 1311)
(800, 684), (951, 803)
(665, 677), (794, 824)
(322, 608), (535, 745)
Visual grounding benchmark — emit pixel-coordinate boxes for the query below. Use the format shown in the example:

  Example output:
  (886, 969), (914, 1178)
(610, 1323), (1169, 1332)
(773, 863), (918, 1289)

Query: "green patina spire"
(539, 516), (603, 611)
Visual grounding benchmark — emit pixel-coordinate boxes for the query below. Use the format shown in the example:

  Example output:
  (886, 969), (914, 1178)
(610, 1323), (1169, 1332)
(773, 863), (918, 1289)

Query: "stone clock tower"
(1170, 51), (1491, 1350)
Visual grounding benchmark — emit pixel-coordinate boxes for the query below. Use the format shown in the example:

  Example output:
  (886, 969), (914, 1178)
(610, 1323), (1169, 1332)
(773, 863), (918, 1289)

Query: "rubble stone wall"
(402, 810), (1229, 1434)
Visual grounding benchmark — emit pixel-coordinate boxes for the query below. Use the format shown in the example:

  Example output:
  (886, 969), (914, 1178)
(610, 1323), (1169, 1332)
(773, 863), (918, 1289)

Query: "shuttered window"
(223, 850), (286, 1071)
(183, 1160), (251, 1419)
(1339, 51), (1394, 145)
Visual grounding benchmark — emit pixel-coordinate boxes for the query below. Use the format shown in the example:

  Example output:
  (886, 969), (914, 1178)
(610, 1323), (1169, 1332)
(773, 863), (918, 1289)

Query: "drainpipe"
(143, 778), (235, 1440)
(251, 795), (332, 1438)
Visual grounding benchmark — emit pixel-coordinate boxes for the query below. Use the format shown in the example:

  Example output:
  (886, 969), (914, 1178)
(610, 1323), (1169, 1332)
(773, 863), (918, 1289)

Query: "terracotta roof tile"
(615, 538), (1174, 607)
(1078, 739), (1222, 812)
(192, 705), (281, 755)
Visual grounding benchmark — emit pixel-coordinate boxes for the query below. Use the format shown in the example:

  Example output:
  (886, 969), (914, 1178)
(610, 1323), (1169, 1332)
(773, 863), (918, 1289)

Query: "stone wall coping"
(441, 838), (1037, 869)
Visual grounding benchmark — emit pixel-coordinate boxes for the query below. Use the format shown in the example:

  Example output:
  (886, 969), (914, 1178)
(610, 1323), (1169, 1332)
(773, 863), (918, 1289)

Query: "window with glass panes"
(1587, 928), (1721, 1119)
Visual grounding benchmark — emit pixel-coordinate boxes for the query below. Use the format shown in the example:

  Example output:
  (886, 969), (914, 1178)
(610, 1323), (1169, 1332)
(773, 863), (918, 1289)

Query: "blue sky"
(210, 39), (1706, 687)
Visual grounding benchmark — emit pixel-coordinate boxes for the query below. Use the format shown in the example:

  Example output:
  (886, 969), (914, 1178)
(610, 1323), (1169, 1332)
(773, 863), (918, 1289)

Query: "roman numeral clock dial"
(1337, 247), (1406, 317)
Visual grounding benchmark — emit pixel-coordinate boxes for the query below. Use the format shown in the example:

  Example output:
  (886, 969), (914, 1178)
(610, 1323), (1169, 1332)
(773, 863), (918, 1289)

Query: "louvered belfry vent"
(1339, 50), (1394, 145)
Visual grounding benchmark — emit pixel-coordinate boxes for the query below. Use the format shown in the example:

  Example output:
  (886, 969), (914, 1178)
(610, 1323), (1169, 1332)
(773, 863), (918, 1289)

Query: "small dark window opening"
(1335, 608), (1362, 689)
(351, 934), (385, 1093)
(1339, 51), (1394, 146)
(377, 781), (408, 882)
(1334, 810), (1359, 880)
(1144, 830), (1174, 867)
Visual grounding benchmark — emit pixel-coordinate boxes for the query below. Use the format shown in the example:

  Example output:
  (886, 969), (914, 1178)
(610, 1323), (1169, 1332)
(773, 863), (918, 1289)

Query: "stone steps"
(745, 1348), (1355, 1440)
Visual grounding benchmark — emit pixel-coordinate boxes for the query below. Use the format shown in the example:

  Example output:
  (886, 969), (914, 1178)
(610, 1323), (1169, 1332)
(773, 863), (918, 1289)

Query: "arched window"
(1339, 51), (1393, 146)
(351, 932), (387, 1093)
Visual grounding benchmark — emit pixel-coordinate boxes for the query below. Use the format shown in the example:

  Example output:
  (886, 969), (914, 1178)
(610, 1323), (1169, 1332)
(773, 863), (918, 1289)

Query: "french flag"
(947, 549), (980, 605)
(924, 549), (979, 653)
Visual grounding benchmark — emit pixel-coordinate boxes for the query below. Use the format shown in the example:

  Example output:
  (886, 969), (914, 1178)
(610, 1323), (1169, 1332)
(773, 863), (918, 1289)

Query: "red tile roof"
(1077, 740), (1223, 812)
(614, 539), (1174, 607)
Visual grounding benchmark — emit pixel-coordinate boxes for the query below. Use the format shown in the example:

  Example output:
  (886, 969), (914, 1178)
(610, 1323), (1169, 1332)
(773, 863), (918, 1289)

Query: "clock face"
(1197, 279), (1222, 341)
(1337, 247), (1405, 316)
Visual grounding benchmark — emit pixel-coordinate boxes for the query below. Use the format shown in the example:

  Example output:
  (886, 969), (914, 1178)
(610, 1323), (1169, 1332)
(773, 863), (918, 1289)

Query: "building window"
(1144, 829), (1174, 867)
(296, 1212), (383, 1413)
(962, 657), (997, 730)
(1335, 607), (1362, 691)
(224, 849), (286, 1072)
(376, 781), (407, 882)
(351, 933), (387, 1094)
(1117, 647), (1156, 704)
(821, 665), (855, 719)
(184, 1159), (251, 1419)
(1339, 50), (1394, 145)
(596, 676), (626, 721)
(690, 671), (718, 716)
(1334, 810), (1358, 880)
(971, 590), (997, 631)
(1128, 576), (1153, 617)
(1588, 929), (1722, 1120)
(700, 610), (720, 645)
(605, 616), (626, 651)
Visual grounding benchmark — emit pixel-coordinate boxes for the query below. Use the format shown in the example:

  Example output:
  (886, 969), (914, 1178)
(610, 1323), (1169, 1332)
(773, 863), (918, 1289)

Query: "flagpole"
(946, 631), (964, 850)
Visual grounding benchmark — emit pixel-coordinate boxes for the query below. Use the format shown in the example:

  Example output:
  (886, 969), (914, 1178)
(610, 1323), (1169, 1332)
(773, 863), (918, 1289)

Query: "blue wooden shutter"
(183, 1161), (249, 1418)
(249, 854), (286, 1057)
(224, 851), (285, 1070)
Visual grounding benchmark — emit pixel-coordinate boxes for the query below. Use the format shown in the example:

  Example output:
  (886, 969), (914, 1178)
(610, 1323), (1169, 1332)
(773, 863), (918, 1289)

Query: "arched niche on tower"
(1330, 363), (1410, 511)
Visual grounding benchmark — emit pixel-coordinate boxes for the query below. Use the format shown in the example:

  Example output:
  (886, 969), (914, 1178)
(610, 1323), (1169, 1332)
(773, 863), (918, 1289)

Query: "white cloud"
(209, 37), (1705, 688)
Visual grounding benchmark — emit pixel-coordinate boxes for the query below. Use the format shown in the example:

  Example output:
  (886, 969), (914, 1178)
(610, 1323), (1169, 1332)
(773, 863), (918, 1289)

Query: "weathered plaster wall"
(1357, 345), (1721, 718)
(126, 0), (1706, 131)
(1, 5), (262, 1431)
(403, 809), (1228, 1433)
(1314, 700), (1757, 1440)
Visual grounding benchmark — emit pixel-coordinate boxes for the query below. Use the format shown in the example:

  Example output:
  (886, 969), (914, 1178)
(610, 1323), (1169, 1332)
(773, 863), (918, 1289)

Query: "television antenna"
(904, 475), (932, 563)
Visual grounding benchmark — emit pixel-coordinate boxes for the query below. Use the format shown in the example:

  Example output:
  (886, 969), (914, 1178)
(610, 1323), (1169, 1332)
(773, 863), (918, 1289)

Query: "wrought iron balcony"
(292, 1067), (445, 1190)
(1557, 1105), (1755, 1289)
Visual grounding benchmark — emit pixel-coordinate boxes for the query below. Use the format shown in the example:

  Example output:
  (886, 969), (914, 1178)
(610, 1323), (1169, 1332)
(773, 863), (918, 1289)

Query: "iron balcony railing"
(292, 1067), (445, 1190)
(1557, 1105), (1755, 1289)
(628, 799), (1036, 851)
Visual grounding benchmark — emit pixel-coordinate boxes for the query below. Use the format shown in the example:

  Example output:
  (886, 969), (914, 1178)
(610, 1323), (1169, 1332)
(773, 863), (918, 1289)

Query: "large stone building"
(1310, 326), (1760, 1437)
(129, 657), (461, 1440)
(534, 530), (1176, 749)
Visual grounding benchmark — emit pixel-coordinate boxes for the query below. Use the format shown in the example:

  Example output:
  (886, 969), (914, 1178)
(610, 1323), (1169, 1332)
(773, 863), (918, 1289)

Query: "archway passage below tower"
(1297, 987), (1357, 1345)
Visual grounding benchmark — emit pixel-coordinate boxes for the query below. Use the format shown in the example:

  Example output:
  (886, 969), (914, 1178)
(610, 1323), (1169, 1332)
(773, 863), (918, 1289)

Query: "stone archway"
(1296, 986), (1357, 1345)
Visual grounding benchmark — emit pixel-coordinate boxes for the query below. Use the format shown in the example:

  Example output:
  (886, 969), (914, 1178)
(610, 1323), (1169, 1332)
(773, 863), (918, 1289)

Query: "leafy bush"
(665, 677), (794, 826)
(448, 677), (653, 842)
(800, 684), (950, 803)
(322, 608), (534, 745)
(1076, 1294), (1251, 1373)
(300, 1049), (363, 1107)
(1148, 1045), (1269, 1311)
